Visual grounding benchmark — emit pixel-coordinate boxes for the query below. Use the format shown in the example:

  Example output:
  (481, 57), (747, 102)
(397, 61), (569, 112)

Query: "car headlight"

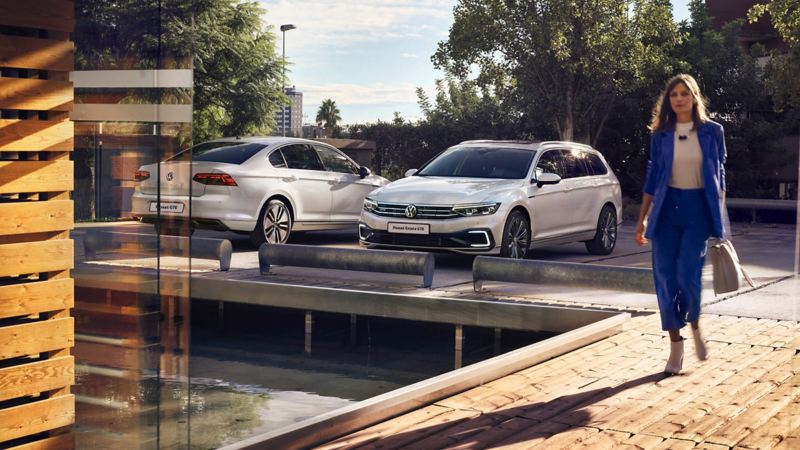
(363, 197), (378, 212)
(452, 202), (501, 216)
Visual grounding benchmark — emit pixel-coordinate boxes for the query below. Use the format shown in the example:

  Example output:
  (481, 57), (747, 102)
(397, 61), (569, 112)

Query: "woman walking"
(635, 74), (728, 375)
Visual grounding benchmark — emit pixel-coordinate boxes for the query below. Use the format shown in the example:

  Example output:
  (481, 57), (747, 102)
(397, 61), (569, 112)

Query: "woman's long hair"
(649, 74), (709, 133)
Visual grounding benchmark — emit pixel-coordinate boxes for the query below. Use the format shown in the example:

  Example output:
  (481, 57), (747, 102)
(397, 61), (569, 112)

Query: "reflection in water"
(183, 378), (351, 449)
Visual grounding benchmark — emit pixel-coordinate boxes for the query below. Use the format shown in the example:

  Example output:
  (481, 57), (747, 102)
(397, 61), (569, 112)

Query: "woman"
(635, 74), (727, 375)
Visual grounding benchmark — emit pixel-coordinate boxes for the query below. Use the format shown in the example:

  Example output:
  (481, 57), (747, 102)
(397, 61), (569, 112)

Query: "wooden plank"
(316, 405), (456, 450)
(0, 239), (73, 277)
(0, 36), (73, 71)
(0, 200), (73, 236)
(0, 78), (73, 112)
(0, 161), (73, 194)
(735, 404), (800, 449)
(73, 341), (159, 372)
(7, 432), (74, 450)
(0, 318), (73, 360)
(0, 278), (73, 319)
(641, 346), (787, 440)
(0, 395), (74, 442)
(670, 349), (797, 442)
(0, 356), (74, 402)
(0, 119), (74, 151)
(704, 373), (800, 447)
(0, 0), (74, 33)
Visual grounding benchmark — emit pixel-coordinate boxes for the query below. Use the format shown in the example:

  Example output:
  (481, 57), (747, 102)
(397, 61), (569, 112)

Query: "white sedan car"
(132, 137), (389, 246)
(359, 140), (622, 258)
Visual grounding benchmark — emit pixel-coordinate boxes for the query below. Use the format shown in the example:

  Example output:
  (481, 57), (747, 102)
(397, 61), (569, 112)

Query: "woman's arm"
(635, 193), (653, 246)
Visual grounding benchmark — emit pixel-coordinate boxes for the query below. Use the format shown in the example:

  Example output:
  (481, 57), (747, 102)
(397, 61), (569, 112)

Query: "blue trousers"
(651, 188), (713, 331)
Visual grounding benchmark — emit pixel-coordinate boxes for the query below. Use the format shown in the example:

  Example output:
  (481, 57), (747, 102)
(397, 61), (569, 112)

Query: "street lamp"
(280, 24), (296, 137)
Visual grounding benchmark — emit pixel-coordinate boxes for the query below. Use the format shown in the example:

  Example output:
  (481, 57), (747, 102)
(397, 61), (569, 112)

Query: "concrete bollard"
(259, 243), (435, 288)
(83, 230), (232, 271)
(472, 256), (654, 293)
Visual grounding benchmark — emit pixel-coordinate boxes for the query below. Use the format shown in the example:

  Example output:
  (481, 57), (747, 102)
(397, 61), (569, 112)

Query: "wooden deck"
(317, 314), (800, 450)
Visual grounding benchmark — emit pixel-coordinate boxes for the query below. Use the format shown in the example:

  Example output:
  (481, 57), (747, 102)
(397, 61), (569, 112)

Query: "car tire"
(500, 210), (530, 259)
(585, 205), (617, 255)
(251, 199), (292, 247)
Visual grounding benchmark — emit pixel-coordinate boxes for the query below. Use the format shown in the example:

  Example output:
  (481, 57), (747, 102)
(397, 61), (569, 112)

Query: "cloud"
(400, 53), (418, 59)
(259, 0), (455, 50)
(299, 81), (425, 106)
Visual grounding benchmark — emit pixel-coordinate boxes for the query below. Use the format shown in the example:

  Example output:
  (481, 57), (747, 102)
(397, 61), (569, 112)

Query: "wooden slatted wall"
(0, 1), (75, 449)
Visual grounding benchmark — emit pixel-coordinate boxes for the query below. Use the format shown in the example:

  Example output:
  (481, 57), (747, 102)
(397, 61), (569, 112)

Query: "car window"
(168, 142), (266, 164)
(268, 150), (287, 168)
(314, 145), (359, 174)
(560, 149), (591, 179)
(280, 144), (325, 171)
(535, 150), (566, 178)
(417, 146), (535, 179)
(585, 152), (608, 175)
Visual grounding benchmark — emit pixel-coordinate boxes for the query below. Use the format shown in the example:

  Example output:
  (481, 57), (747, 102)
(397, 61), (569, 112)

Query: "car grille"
(372, 202), (458, 219)
(361, 227), (494, 250)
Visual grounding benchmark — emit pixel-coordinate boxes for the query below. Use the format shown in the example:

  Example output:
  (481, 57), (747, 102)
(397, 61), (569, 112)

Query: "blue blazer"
(643, 120), (727, 240)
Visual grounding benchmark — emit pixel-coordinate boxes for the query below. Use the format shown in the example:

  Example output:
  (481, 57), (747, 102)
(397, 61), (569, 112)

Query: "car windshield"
(167, 142), (266, 164)
(417, 146), (535, 179)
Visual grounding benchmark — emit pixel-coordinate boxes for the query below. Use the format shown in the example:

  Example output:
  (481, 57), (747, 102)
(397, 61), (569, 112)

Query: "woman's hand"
(635, 193), (653, 246)
(634, 221), (648, 246)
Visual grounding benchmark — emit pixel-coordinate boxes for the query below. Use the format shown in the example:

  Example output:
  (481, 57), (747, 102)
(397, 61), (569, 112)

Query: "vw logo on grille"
(405, 204), (417, 218)
(166, 172), (174, 181)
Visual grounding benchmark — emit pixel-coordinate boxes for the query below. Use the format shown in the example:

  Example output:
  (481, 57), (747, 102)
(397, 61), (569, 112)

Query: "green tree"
(433, 0), (679, 145)
(749, 1), (800, 111)
(74, 0), (286, 142)
(316, 99), (342, 129)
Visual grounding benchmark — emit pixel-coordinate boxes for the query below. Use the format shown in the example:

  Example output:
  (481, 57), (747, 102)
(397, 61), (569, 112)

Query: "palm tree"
(316, 99), (342, 129)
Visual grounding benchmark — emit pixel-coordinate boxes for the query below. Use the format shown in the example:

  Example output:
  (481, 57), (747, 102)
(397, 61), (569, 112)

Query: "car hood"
(370, 176), (524, 204)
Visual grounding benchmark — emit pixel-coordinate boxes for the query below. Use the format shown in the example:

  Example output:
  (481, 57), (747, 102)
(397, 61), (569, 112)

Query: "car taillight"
(134, 170), (150, 181)
(193, 173), (238, 186)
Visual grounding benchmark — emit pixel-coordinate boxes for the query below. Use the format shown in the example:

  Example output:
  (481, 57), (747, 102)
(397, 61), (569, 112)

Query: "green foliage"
(74, 0), (285, 143)
(316, 99), (342, 129)
(749, 1), (800, 111)
(433, 0), (679, 145)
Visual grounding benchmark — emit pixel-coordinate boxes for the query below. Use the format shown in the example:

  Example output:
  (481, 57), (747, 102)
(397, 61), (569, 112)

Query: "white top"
(670, 121), (704, 189)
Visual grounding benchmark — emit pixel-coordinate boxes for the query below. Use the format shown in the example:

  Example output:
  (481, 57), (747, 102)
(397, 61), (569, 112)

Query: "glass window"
(168, 142), (265, 164)
(280, 144), (325, 170)
(314, 145), (359, 174)
(268, 150), (287, 168)
(586, 152), (608, 175)
(535, 150), (566, 178)
(417, 146), (535, 179)
(560, 149), (590, 179)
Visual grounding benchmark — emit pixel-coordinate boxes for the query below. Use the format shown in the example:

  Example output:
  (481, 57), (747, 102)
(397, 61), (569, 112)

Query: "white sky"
(259, 0), (692, 125)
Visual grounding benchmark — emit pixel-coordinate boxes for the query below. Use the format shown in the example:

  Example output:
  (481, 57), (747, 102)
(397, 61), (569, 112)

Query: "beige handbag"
(708, 239), (754, 295)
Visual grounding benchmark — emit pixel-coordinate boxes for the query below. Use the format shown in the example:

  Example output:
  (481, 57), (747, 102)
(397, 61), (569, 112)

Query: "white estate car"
(359, 140), (622, 258)
(132, 137), (389, 246)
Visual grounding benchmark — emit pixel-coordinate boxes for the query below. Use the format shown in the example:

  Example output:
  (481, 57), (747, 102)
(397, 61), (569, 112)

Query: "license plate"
(149, 201), (185, 213)
(388, 222), (430, 235)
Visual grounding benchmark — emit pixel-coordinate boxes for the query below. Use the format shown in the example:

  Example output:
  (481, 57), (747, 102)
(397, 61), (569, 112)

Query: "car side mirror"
(358, 166), (371, 179)
(404, 168), (418, 177)
(536, 172), (561, 188)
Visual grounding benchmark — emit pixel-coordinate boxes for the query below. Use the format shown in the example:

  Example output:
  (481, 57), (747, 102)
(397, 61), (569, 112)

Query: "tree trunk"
(562, 82), (575, 141)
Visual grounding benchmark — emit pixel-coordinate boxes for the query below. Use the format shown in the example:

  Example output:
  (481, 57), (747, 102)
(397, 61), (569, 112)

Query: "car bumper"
(131, 193), (257, 232)
(358, 211), (503, 254)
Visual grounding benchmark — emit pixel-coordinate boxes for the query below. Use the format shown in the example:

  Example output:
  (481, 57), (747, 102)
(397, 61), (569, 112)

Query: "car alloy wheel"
(263, 201), (291, 244)
(501, 210), (530, 259)
(586, 205), (617, 255)
(251, 199), (293, 248)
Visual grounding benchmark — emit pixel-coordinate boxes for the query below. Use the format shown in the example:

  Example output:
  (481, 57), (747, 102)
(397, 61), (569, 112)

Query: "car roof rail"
(459, 139), (539, 145)
(539, 140), (595, 150)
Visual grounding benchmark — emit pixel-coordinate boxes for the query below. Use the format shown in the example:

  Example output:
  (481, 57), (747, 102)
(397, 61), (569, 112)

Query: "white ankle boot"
(692, 327), (709, 361)
(665, 338), (684, 375)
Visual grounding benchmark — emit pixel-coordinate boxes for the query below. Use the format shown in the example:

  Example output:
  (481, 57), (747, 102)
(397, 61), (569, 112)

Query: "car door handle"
(282, 175), (298, 182)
